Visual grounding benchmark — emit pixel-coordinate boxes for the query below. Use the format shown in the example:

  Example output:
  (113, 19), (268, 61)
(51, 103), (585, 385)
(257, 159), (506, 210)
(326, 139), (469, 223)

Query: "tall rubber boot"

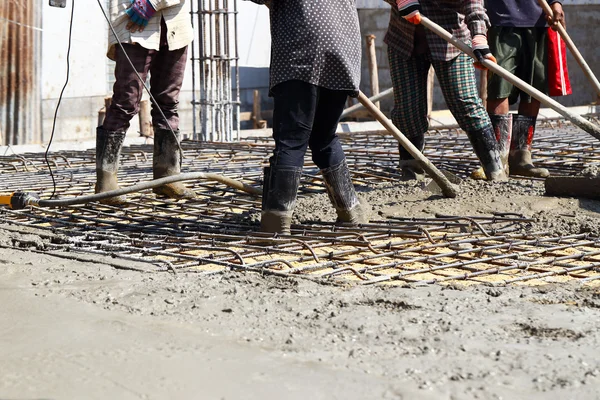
(466, 125), (508, 181)
(398, 134), (425, 180)
(321, 159), (367, 225)
(470, 115), (512, 180)
(509, 115), (549, 178)
(261, 165), (302, 235)
(490, 114), (512, 177)
(95, 127), (127, 205)
(152, 128), (196, 199)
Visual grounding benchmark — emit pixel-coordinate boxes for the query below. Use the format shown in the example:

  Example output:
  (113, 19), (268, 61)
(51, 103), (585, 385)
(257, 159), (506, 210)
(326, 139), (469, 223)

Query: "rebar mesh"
(1, 122), (599, 287)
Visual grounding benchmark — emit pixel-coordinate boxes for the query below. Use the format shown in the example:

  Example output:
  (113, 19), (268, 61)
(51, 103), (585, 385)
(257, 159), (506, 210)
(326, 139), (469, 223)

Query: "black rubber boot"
(95, 127), (127, 205)
(510, 115), (549, 178)
(153, 128), (196, 199)
(261, 165), (302, 235)
(489, 113), (512, 177)
(321, 159), (367, 225)
(466, 126), (508, 181)
(398, 134), (425, 180)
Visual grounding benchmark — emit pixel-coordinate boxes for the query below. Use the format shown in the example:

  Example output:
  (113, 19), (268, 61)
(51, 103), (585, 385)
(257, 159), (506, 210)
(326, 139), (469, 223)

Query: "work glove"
(125, 0), (157, 28)
(396, 0), (421, 25)
(472, 35), (497, 70)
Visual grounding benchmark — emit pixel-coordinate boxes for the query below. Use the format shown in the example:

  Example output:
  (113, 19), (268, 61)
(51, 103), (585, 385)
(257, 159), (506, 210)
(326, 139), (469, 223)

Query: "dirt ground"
(2, 178), (600, 399)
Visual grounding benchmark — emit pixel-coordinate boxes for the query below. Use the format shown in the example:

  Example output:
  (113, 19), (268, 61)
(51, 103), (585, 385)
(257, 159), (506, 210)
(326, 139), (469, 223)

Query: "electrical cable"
(44, 0), (75, 199)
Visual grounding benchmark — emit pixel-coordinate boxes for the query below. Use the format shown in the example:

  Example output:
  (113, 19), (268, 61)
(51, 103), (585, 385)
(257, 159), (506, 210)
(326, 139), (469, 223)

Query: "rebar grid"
(1, 122), (599, 287)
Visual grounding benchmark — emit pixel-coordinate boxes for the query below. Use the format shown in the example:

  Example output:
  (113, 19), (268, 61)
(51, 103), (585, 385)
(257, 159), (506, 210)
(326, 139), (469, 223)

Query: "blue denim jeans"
(270, 80), (348, 169)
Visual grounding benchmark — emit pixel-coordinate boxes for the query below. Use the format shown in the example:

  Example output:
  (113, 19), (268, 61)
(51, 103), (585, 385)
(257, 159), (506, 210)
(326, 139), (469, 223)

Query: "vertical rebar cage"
(190, 0), (240, 142)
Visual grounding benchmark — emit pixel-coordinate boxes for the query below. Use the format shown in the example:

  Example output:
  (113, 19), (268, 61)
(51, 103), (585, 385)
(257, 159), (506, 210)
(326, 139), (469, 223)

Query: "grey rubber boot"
(466, 125), (508, 181)
(509, 115), (549, 178)
(95, 127), (127, 205)
(398, 134), (425, 180)
(321, 159), (367, 225)
(153, 128), (196, 199)
(489, 113), (512, 177)
(261, 165), (302, 235)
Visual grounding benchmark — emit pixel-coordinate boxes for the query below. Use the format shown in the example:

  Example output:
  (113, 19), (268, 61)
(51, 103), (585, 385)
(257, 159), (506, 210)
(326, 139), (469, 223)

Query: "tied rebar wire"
(1, 121), (600, 286)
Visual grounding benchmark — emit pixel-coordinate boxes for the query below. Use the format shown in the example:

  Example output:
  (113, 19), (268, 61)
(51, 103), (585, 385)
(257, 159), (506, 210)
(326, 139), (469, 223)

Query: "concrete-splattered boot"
(321, 159), (367, 225)
(261, 165), (302, 234)
(398, 134), (425, 180)
(466, 125), (508, 181)
(95, 127), (127, 205)
(471, 114), (512, 180)
(152, 128), (196, 199)
(509, 115), (549, 178)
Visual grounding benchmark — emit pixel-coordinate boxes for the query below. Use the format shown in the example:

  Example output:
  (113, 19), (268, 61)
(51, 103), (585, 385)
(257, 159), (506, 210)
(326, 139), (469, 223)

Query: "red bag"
(547, 27), (572, 96)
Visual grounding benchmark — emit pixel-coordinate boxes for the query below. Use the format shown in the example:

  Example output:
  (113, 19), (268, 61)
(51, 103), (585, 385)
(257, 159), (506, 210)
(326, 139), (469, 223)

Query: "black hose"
(34, 173), (261, 208)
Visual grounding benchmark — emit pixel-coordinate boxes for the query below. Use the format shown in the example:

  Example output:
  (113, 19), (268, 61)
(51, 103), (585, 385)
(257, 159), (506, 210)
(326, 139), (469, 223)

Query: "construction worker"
(248, 0), (367, 235)
(486, 0), (566, 178)
(96, 0), (195, 204)
(385, 0), (507, 181)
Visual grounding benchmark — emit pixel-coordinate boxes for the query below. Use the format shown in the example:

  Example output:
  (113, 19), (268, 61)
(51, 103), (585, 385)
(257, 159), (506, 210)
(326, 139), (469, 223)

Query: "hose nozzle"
(0, 192), (41, 210)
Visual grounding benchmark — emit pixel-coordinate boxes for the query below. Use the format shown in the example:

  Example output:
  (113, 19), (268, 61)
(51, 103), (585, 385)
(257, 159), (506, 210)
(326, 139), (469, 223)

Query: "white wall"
(42, 0), (108, 100)
(237, 0), (271, 67)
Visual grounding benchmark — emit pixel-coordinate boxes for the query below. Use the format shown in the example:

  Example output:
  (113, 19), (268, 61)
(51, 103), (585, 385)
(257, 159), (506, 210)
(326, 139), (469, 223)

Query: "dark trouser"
(487, 27), (548, 105)
(103, 20), (188, 132)
(270, 80), (348, 169)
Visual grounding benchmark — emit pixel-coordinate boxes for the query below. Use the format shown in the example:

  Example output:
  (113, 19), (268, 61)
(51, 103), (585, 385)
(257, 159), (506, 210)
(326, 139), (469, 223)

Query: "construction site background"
(2, 0), (600, 146)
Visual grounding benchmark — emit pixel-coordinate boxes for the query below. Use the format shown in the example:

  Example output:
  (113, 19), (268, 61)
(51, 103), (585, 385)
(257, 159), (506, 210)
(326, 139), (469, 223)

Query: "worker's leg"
(148, 19), (187, 131)
(483, 26), (523, 178)
(434, 54), (506, 181)
(310, 88), (366, 225)
(486, 26), (522, 116)
(261, 80), (317, 234)
(103, 44), (153, 132)
(148, 20), (194, 199)
(97, 43), (154, 204)
(510, 28), (549, 178)
(388, 46), (430, 179)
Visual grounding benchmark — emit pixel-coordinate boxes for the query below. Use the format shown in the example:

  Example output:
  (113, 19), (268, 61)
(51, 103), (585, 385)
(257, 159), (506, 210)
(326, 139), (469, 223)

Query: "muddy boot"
(398, 134), (425, 180)
(95, 127), (127, 205)
(466, 125), (508, 181)
(152, 128), (196, 199)
(509, 115), (549, 178)
(321, 159), (367, 225)
(471, 114), (513, 180)
(261, 165), (302, 235)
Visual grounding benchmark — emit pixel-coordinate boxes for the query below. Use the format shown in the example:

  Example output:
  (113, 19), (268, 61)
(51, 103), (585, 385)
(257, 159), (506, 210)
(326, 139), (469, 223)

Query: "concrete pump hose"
(35, 173), (261, 208)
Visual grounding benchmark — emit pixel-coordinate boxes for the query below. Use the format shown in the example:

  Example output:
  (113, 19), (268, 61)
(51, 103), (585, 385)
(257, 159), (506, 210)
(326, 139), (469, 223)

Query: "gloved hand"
(472, 35), (497, 70)
(125, 0), (156, 28)
(396, 0), (421, 25)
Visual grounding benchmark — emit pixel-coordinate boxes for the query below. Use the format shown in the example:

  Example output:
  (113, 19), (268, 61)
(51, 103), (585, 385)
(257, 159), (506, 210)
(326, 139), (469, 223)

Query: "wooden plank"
(545, 176), (600, 199)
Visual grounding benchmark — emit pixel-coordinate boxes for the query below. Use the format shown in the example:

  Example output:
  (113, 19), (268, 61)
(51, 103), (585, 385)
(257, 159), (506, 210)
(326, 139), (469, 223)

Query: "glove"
(396, 0), (421, 25)
(125, 0), (157, 27)
(472, 35), (497, 70)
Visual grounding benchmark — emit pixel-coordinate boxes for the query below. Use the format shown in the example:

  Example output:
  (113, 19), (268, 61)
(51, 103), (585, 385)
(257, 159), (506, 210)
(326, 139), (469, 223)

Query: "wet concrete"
(1, 239), (600, 399)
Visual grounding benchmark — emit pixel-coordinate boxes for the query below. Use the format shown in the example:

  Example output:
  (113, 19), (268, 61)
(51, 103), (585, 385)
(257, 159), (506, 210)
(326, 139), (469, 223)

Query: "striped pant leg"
(388, 47), (430, 139)
(433, 54), (491, 133)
